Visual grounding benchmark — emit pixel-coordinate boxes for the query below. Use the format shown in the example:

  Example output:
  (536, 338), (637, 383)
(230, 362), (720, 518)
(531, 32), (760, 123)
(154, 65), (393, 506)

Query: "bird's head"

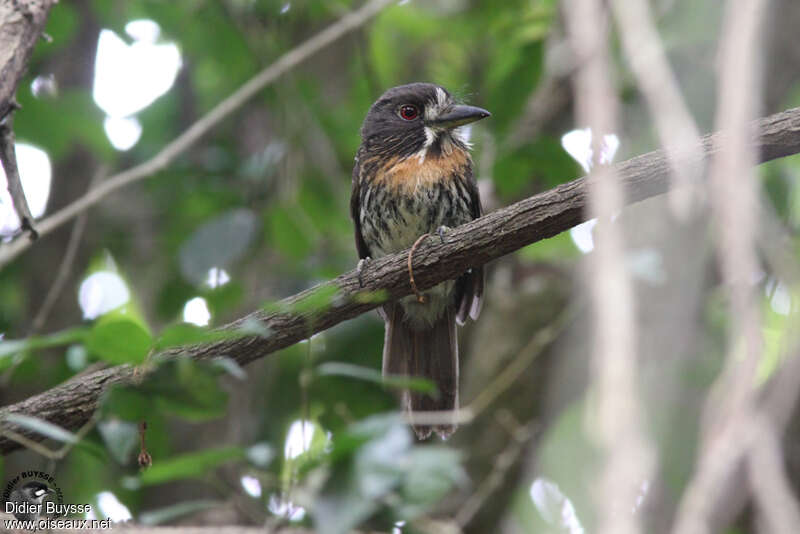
(19, 481), (53, 504)
(359, 83), (490, 160)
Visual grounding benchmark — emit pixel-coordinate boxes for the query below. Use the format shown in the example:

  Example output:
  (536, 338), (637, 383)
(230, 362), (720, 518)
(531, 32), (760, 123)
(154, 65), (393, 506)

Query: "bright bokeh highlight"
(0, 143), (52, 237)
(78, 271), (130, 320)
(93, 20), (181, 150)
(183, 297), (211, 326)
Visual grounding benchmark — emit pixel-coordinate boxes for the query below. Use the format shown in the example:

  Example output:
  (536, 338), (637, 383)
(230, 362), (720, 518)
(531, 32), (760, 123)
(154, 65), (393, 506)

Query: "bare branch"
(671, 1), (769, 533)
(0, 116), (38, 238)
(610, 0), (705, 218)
(0, 0), (57, 239)
(2, 105), (800, 455)
(0, 0), (397, 268)
(0, 0), (56, 119)
(564, 2), (654, 534)
(30, 168), (105, 333)
(748, 414), (800, 534)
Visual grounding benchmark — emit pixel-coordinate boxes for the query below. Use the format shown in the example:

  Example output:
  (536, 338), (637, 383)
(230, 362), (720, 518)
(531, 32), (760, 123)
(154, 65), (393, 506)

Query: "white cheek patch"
(452, 125), (473, 149)
(413, 126), (436, 162)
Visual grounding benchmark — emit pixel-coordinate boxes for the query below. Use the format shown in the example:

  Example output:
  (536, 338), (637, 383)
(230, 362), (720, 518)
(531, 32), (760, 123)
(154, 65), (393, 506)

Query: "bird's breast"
(359, 149), (473, 258)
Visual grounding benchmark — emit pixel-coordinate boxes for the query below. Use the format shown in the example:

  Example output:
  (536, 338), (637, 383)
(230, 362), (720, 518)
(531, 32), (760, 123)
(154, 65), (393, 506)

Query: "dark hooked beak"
(427, 105), (491, 129)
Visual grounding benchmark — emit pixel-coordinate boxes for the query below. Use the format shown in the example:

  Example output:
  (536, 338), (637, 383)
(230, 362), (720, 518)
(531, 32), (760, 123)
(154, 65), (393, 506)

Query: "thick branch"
(2, 106), (800, 454)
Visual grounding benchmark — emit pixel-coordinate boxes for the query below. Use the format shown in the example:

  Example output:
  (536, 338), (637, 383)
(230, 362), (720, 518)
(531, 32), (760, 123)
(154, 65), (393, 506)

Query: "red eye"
(399, 105), (419, 120)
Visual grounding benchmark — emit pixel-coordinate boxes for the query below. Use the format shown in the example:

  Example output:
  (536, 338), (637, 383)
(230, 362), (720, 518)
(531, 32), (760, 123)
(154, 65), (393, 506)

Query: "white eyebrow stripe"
(436, 87), (447, 107)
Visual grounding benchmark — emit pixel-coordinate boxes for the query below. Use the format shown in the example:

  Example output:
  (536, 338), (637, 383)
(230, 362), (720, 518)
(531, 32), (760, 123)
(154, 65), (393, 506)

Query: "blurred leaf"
(154, 322), (246, 350)
(153, 360), (230, 421)
(265, 205), (316, 260)
(317, 362), (435, 394)
(236, 317), (273, 338)
(102, 359), (229, 422)
(139, 446), (244, 486)
(291, 284), (340, 315)
(0, 327), (88, 361)
(139, 500), (223, 525)
(101, 387), (152, 421)
(98, 418), (140, 464)
(4, 413), (78, 444)
(353, 289), (389, 304)
(312, 414), (462, 533)
(88, 318), (152, 365)
(211, 356), (247, 380)
(530, 477), (585, 533)
(179, 208), (258, 286)
(247, 443), (275, 468)
(397, 447), (466, 518)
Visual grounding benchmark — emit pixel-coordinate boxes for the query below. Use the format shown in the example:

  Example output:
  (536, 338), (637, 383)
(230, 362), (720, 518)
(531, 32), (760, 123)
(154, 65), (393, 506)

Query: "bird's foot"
(435, 225), (451, 244)
(357, 257), (371, 288)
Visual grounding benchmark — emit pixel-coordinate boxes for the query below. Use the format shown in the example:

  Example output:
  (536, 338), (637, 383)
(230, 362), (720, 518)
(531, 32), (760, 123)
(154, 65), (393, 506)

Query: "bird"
(8, 480), (53, 521)
(350, 83), (490, 439)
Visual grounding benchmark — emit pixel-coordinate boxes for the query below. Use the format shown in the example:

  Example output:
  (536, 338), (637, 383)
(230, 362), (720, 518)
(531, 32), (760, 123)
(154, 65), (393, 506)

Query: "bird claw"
(357, 257), (371, 288)
(436, 225), (450, 244)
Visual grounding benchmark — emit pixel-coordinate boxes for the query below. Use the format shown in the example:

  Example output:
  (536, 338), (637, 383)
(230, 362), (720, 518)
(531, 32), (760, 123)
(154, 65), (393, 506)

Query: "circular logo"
(3, 471), (64, 521)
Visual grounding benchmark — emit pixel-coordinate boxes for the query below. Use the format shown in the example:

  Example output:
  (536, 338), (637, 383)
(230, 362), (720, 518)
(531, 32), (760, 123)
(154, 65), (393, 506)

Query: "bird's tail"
(382, 303), (458, 439)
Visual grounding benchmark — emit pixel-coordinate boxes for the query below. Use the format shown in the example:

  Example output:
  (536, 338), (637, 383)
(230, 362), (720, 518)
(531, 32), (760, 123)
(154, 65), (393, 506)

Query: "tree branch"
(0, 0), (396, 268)
(0, 0), (57, 239)
(0, 0), (55, 119)
(2, 106), (800, 454)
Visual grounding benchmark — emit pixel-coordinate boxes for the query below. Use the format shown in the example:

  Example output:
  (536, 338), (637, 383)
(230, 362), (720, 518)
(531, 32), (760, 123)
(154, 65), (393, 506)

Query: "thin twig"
(29, 168), (106, 333)
(0, 114), (38, 239)
(455, 413), (537, 527)
(0, 0), (397, 268)
(0, 411), (98, 461)
(403, 309), (571, 427)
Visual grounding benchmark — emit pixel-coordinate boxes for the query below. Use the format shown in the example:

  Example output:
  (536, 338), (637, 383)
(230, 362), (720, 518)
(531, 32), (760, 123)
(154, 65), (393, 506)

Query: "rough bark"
(0, 0), (55, 119)
(2, 106), (800, 454)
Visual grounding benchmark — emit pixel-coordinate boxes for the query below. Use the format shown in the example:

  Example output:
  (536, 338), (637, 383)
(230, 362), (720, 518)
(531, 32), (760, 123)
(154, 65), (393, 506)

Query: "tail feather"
(382, 304), (458, 439)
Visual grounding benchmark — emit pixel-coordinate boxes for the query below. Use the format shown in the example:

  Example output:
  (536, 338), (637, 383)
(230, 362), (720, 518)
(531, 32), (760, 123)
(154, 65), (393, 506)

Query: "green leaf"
(317, 362), (435, 394)
(0, 327), (88, 360)
(4, 413), (78, 444)
(139, 446), (244, 486)
(88, 318), (152, 365)
(101, 387), (152, 421)
(154, 323), (243, 351)
(291, 284), (340, 315)
(97, 419), (140, 464)
(353, 289), (389, 304)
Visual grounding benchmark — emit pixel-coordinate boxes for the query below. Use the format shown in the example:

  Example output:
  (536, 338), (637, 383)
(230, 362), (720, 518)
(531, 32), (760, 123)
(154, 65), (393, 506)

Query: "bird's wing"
(350, 154), (371, 260)
(456, 166), (484, 324)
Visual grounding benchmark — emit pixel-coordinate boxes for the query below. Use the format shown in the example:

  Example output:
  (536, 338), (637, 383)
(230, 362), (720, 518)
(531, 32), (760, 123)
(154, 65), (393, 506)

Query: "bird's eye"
(398, 105), (419, 121)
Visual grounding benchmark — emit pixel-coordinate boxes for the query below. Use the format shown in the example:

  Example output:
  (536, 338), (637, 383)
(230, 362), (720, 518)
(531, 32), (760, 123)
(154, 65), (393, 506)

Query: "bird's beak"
(428, 105), (491, 129)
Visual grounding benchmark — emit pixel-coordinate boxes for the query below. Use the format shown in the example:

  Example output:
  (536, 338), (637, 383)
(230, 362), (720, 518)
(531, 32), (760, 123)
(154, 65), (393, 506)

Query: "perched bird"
(350, 83), (490, 439)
